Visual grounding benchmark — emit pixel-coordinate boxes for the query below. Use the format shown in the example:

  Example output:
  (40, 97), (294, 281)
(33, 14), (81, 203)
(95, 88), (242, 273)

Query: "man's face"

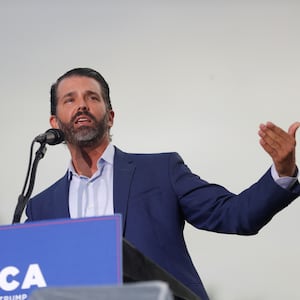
(50, 76), (114, 147)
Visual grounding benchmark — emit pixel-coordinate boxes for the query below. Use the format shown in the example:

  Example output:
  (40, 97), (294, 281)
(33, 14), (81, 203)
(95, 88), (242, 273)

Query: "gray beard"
(57, 112), (109, 148)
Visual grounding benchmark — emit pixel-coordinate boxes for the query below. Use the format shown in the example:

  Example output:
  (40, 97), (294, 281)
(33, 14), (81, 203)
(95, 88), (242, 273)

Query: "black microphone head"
(34, 128), (65, 145)
(45, 128), (65, 145)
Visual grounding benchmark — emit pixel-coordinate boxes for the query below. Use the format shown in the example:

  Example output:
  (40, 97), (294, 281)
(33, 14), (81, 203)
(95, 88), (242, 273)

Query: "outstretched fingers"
(258, 121), (300, 176)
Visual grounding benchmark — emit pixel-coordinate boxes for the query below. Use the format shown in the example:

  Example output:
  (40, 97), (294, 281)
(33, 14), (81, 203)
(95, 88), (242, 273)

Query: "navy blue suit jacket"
(26, 147), (300, 299)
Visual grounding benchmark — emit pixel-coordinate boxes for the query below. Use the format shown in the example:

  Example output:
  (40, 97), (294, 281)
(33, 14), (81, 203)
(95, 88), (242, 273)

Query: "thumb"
(288, 121), (300, 137)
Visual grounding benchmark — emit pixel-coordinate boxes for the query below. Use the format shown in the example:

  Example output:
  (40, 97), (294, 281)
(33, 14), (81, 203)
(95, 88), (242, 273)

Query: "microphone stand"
(12, 141), (47, 224)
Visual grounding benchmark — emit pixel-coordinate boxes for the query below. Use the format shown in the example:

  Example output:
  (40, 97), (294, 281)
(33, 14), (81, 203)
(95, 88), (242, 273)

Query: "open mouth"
(74, 116), (92, 125)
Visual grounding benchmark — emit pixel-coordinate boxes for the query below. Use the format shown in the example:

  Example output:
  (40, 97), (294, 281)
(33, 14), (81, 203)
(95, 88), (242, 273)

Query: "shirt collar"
(101, 142), (115, 165)
(68, 143), (115, 179)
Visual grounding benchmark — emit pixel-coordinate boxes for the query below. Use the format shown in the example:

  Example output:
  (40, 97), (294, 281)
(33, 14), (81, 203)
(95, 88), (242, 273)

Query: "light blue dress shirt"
(68, 143), (115, 218)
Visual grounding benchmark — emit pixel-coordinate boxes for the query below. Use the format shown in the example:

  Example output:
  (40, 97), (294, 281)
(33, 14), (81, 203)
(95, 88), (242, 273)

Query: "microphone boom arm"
(12, 142), (47, 224)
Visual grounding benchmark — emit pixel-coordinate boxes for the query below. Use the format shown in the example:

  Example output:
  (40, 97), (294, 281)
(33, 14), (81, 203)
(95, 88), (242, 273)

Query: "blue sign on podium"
(0, 215), (122, 299)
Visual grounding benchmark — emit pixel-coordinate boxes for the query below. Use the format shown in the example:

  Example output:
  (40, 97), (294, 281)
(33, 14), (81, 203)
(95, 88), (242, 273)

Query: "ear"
(50, 115), (59, 129)
(107, 110), (115, 128)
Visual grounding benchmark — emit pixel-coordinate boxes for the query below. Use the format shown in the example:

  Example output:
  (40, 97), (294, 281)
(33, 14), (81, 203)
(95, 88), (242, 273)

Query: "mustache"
(71, 111), (97, 123)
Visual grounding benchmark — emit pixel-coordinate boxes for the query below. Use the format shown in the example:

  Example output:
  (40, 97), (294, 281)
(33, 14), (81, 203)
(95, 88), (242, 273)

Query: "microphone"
(34, 128), (65, 145)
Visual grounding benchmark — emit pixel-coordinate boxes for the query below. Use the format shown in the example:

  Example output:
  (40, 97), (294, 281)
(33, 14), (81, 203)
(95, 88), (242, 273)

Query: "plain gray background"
(1, 1), (300, 299)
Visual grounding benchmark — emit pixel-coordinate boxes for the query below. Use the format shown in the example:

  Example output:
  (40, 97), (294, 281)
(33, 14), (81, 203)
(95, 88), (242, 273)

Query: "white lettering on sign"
(0, 267), (19, 291)
(0, 294), (27, 300)
(0, 264), (47, 292)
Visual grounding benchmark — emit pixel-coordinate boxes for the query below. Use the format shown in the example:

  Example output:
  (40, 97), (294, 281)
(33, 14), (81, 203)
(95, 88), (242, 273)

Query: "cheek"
(56, 105), (75, 122)
(92, 105), (108, 118)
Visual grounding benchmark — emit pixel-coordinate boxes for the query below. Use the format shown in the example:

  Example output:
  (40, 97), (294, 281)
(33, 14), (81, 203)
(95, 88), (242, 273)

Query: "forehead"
(56, 76), (102, 99)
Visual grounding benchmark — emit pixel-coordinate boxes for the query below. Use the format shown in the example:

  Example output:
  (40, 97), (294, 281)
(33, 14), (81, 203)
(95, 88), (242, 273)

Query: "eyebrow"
(60, 90), (101, 100)
(60, 91), (75, 99)
(85, 90), (101, 97)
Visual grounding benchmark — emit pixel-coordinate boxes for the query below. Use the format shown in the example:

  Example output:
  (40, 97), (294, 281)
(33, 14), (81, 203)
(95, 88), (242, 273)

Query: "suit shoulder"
(30, 173), (68, 201)
(117, 149), (181, 162)
(116, 151), (186, 173)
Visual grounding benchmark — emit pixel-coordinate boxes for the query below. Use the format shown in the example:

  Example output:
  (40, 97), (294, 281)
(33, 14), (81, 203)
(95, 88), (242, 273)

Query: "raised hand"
(259, 121), (300, 177)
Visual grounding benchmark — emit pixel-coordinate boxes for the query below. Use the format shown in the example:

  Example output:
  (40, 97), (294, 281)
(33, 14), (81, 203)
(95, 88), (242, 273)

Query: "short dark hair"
(50, 67), (112, 115)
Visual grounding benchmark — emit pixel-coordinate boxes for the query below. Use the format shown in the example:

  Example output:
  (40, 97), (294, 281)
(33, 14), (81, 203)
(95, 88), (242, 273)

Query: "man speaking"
(25, 67), (300, 300)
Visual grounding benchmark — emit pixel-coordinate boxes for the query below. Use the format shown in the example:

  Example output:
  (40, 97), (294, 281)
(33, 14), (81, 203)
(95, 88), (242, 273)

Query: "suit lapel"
(113, 147), (135, 235)
(53, 173), (71, 218)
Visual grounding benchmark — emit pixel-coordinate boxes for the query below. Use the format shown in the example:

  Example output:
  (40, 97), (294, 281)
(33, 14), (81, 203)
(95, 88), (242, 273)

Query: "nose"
(77, 98), (89, 112)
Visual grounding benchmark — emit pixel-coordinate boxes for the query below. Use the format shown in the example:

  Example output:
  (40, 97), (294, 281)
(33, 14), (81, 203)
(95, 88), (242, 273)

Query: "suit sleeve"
(169, 153), (300, 235)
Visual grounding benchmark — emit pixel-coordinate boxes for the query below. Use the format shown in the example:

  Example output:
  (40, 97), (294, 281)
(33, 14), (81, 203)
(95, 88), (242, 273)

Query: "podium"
(0, 216), (200, 300)
(29, 281), (174, 300)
